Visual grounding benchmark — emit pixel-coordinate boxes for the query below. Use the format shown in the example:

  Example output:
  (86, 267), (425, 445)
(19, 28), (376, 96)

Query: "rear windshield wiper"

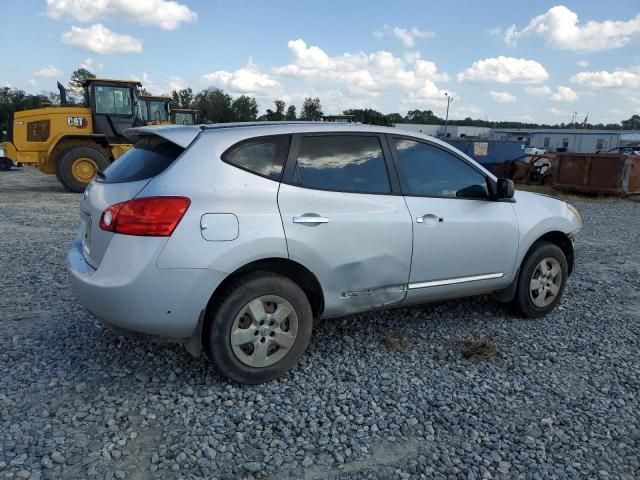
(96, 170), (106, 180)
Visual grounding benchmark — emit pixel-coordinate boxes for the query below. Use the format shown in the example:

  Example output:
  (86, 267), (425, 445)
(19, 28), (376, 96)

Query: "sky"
(2, 0), (640, 124)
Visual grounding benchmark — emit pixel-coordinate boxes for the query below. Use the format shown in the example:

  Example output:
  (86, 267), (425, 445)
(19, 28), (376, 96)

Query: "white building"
(394, 124), (492, 139)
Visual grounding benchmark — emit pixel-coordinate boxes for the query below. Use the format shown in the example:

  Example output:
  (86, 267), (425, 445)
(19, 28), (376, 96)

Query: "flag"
(580, 114), (588, 129)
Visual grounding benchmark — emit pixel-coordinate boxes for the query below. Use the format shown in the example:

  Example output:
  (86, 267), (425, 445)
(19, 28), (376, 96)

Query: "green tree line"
(2, 68), (640, 132)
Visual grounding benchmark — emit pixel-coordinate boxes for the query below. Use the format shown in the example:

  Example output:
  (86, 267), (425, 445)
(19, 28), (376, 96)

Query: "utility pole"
(571, 111), (577, 129)
(443, 92), (453, 138)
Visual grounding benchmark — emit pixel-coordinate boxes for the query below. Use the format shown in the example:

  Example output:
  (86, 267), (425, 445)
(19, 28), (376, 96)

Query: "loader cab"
(84, 79), (144, 141)
(139, 95), (171, 125)
(170, 108), (199, 125)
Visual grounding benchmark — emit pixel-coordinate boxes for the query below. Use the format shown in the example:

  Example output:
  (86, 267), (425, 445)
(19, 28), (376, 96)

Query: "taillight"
(99, 196), (190, 236)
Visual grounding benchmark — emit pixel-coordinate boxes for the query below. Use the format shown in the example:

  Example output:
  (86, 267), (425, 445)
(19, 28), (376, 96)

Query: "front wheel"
(205, 273), (313, 384)
(512, 241), (568, 318)
(57, 146), (109, 192)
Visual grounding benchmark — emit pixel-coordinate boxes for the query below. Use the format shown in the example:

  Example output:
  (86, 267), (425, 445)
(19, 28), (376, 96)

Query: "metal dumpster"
(553, 153), (640, 195)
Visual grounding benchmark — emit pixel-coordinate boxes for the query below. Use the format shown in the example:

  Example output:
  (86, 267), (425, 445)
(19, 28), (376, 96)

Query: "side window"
(94, 86), (133, 115)
(393, 138), (489, 199)
(223, 135), (290, 180)
(294, 135), (391, 194)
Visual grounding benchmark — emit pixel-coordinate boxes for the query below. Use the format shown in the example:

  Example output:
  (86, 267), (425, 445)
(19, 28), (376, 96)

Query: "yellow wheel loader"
(1, 79), (146, 192)
(139, 95), (172, 125)
(170, 108), (200, 125)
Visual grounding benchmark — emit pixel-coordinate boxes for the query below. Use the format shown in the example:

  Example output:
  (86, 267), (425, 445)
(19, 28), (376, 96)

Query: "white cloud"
(576, 60), (589, 68)
(28, 79), (39, 86)
(453, 104), (483, 119)
(525, 85), (553, 96)
(489, 90), (517, 103)
(33, 65), (63, 78)
(550, 86), (578, 102)
(373, 25), (435, 47)
(550, 107), (569, 116)
(457, 56), (548, 84)
(167, 76), (187, 91)
(525, 84), (579, 102)
(273, 39), (449, 103)
(570, 67), (640, 89)
(128, 72), (188, 95)
(505, 5), (640, 52)
(80, 58), (104, 73)
(203, 60), (281, 98)
(61, 24), (143, 54)
(46, 0), (197, 30)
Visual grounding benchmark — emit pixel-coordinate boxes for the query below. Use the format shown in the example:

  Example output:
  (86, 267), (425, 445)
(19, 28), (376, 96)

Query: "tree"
(265, 100), (286, 121)
(140, 88), (151, 96)
(171, 88), (194, 109)
(622, 115), (640, 130)
(405, 109), (440, 124)
(68, 68), (96, 104)
(194, 87), (234, 123)
(0, 87), (45, 133)
(300, 97), (323, 121)
(385, 113), (404, 124)
(231, 95), (258, 121)
(285, 105), (297, 120)
(343, 108), (389, 126)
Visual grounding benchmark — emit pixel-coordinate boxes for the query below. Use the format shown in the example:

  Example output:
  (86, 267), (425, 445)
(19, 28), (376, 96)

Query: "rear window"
(100, 136), (184, 184)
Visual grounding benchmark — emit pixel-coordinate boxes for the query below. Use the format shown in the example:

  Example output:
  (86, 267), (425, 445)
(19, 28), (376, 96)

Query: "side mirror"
(497, 178), (515, 199)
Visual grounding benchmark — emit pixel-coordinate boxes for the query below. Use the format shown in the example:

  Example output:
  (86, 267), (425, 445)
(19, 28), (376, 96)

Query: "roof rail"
(199, 121), (329, 131)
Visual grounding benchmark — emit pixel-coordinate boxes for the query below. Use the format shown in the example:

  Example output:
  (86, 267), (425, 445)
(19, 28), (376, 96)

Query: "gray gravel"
(1, 167), (639, 480)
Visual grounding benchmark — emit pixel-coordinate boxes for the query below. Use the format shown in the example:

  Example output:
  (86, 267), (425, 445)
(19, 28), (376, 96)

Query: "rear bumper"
(67, 236), (226, 338)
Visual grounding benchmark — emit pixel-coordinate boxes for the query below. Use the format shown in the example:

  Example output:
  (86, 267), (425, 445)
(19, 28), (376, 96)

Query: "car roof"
(124, 121), (452, 150)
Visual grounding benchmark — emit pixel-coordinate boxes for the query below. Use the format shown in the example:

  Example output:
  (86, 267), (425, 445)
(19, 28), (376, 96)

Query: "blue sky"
(2, 1), (640, 123)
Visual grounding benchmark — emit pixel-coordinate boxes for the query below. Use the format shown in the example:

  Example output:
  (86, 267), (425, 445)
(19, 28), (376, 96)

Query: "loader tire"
(57, 146), (109, 193)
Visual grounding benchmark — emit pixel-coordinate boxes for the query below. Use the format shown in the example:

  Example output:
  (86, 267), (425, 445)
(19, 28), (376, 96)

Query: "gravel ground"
(1, 166), (639, 480)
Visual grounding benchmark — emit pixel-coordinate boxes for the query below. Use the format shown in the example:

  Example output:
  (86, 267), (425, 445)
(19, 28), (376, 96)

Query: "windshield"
(174, 112), (194, 125)
(148, 101), (169, 122)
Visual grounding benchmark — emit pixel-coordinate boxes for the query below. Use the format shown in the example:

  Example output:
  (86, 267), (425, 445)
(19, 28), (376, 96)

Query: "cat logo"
(67, 116), (87, 128)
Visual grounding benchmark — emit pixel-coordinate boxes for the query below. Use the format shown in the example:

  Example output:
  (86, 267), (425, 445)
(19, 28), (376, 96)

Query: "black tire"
(512, 241), (568, 318)
(57, 146), (109, 192)
(205, 272), (313, 384)
(0, 157), (11, 171)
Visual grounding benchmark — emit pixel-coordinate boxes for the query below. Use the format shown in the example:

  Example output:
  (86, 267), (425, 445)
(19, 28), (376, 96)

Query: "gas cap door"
(200, 213), (239, 241)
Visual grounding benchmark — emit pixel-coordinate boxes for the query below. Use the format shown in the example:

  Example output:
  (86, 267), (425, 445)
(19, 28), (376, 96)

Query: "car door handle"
(293, 214), (330, 224)
(416, 214), (444, 224)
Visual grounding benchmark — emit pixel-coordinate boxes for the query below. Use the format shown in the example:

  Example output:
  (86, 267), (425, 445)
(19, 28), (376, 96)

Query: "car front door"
(388, 136), (519, 304)
(277, 133), (413, 317)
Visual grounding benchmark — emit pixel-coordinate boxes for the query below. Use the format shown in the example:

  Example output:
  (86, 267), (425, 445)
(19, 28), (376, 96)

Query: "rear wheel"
(512, 241), (568, 318)
(57, 146), (109, 192)
(205, 272), (313, 384)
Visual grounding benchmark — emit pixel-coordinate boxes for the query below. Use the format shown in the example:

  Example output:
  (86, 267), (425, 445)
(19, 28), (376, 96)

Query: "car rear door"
(277, 133), (413, 317)
(388, 135), (519, 304)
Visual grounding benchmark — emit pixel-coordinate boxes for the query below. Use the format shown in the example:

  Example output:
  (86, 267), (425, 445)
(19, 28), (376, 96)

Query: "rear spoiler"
(123, 125), (201, 148)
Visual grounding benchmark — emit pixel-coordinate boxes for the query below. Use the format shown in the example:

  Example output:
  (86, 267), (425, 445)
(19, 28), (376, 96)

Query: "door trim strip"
(408, 273), (504, 290)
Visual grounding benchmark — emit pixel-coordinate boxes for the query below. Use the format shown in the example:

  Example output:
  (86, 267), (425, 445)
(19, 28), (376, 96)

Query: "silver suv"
(68, 122), (582, 384)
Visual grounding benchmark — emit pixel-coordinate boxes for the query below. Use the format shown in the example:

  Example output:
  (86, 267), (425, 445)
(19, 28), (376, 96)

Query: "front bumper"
(67, 236), (226, 338)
